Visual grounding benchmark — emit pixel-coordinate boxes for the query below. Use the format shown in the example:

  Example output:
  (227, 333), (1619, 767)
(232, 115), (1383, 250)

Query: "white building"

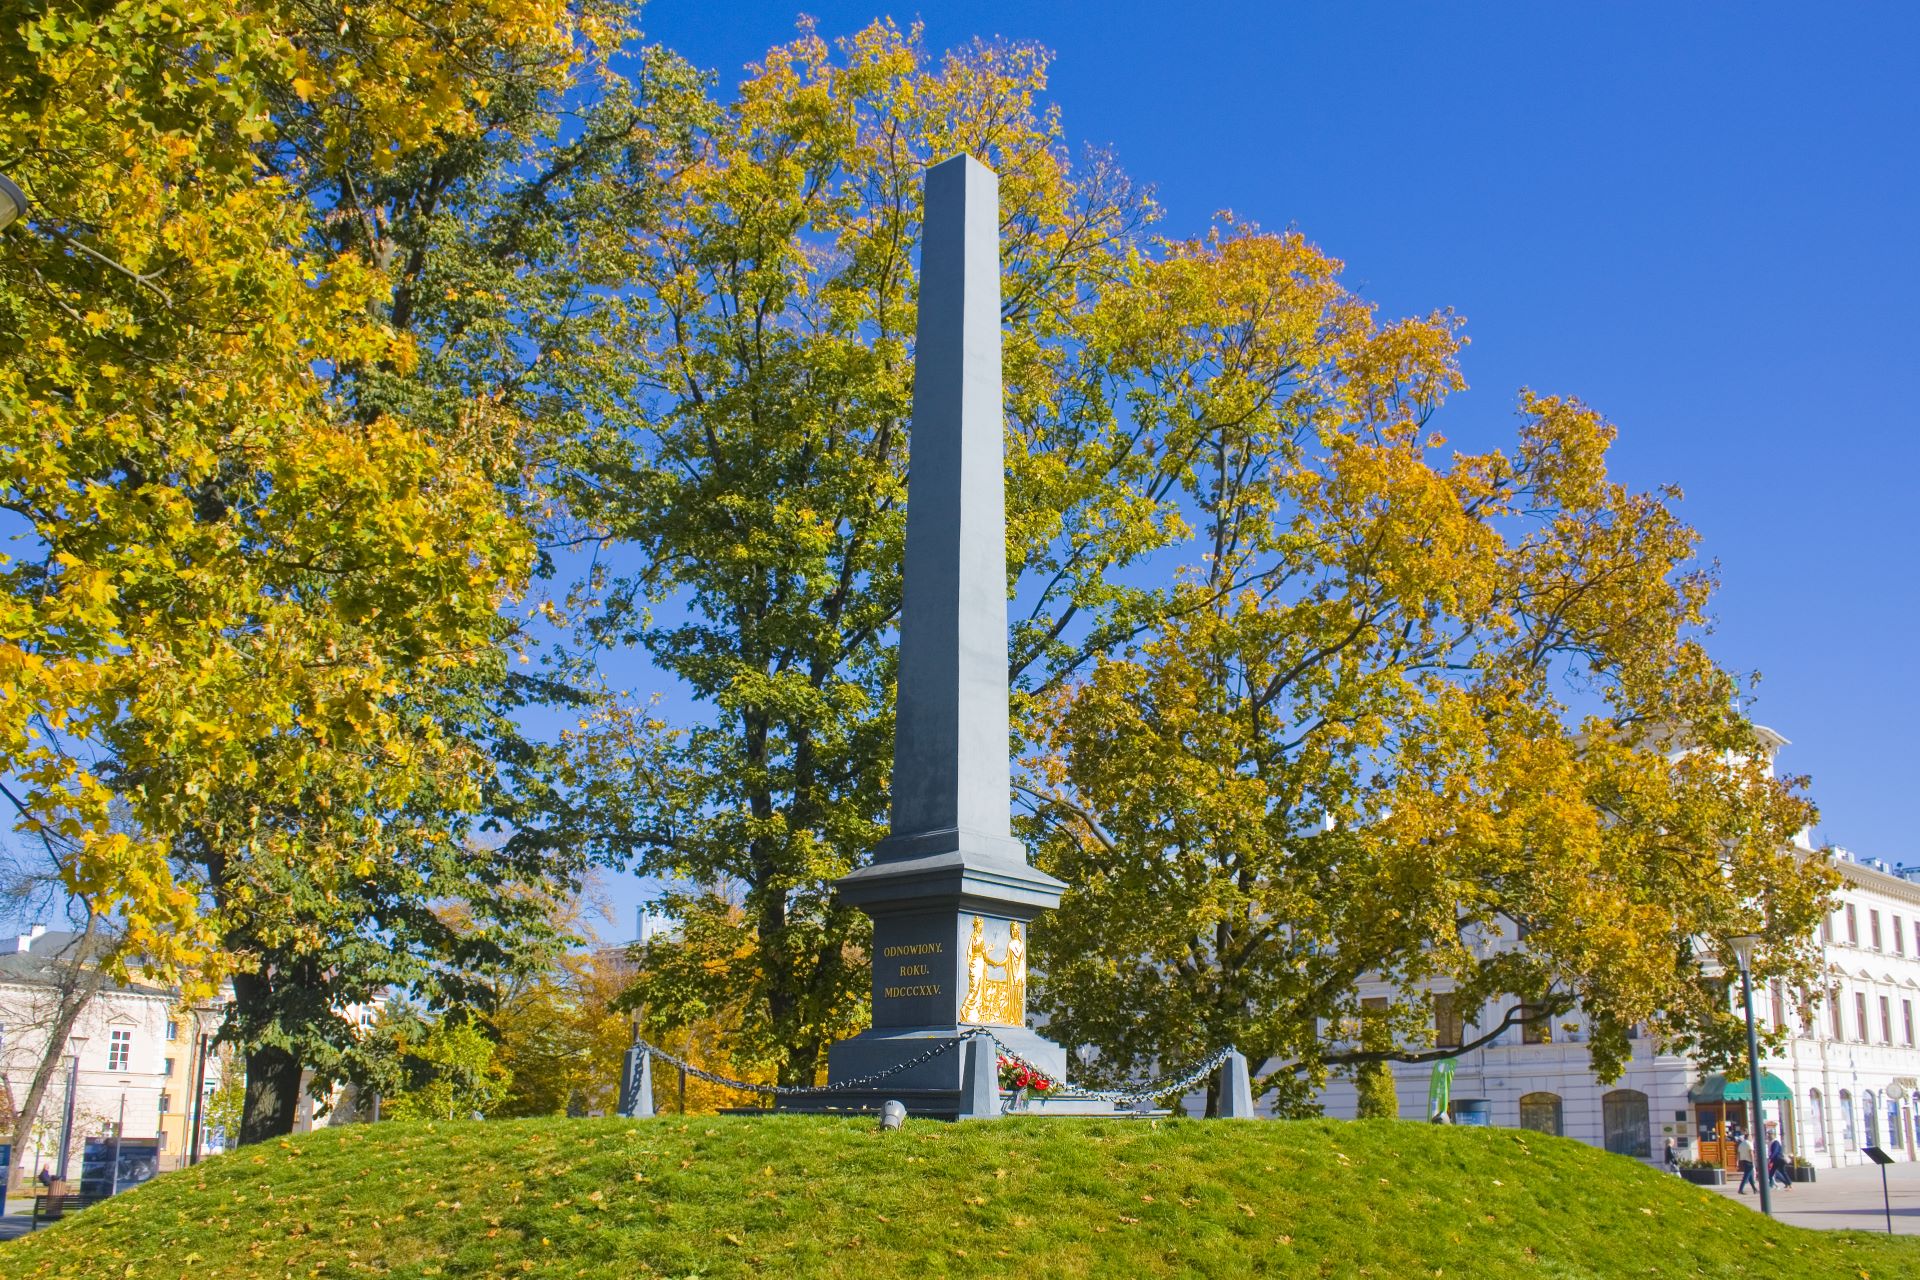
(0, 925), (229, 1184)
(1315, 839), (1920, 1172)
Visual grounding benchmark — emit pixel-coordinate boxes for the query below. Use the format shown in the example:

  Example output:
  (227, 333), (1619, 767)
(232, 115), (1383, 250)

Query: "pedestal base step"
(770, 1089), (1143, 1120)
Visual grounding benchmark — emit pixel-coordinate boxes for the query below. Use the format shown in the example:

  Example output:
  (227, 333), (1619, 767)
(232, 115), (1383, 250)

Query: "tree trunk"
(237, 1043), (303, 1144)
(7, 918), (107, 1185)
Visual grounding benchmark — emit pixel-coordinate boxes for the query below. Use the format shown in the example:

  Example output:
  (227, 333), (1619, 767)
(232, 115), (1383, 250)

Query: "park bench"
(31, 1190), (107, 1227)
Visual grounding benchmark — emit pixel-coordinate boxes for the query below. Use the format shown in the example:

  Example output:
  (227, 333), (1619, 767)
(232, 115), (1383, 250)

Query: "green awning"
(1689, 1071), (1792, 1104)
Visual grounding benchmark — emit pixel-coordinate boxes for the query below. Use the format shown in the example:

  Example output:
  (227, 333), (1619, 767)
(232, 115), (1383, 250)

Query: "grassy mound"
(8, 1115), (1920, 1278)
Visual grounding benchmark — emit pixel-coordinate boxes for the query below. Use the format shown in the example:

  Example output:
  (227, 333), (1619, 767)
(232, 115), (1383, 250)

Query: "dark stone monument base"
(774, 1025), (1124, 1120)
(998, 1095), (1135, 1116)
(773, 1091), (1129, 1119)
(835, 832), (1066, 921)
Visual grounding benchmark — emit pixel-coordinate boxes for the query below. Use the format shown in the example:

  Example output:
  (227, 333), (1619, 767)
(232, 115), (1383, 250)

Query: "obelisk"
(825, 154), (1070, 1109)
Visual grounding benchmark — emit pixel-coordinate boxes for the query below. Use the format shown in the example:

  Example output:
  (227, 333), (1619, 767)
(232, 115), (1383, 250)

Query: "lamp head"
(1728, 933), (1763, 972)
(0, 174), (25, 231)
(879, 1100), (906, 1131)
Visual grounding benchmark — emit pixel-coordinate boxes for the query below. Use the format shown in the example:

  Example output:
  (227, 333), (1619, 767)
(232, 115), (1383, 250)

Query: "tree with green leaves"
(366, 1006), (513, 1122)
(570, 22), (1217, 1085)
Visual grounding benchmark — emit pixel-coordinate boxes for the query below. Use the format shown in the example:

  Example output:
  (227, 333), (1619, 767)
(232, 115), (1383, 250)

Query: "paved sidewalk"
(1706, 1160), (1920, 1235)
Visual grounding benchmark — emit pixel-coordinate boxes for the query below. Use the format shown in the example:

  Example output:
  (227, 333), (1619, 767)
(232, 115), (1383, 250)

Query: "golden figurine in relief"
(959, 916), (1027, 1025)
(1003, 922), (1025, 1019)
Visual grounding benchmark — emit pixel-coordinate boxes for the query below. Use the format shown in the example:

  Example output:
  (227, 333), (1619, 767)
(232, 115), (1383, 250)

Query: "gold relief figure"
(1003, 922), (1026, 1024)
(959, 916), (999, 1022)
(959, 916), (1027, 1025)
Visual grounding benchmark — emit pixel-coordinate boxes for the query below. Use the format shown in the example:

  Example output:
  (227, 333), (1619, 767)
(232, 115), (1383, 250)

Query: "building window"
(1831, 987), (1846, 1040)
(163, 1056), (175, 1077)
(1872, 910), (1884, 951)
(1898, 916), (1907, 956)
(1866, 1091), (1881, 1147)
(1823, 914), (1835, 945)
(1857, 992), (1871, 1042)
(108, 1028), (131, 1072)
(1906, 1000), (1914, 1047)
(1602, 1089), (1651, 1158)
(1891, 1098), (1905, 1150)
(1354, 996), (1389, 1053)
(166, 1019), (178, 1042)
(1432, 992), (1463, 1049)
(1883, 995), (1895, 1044)
(1518, 1092), (1563, 1137)
(1769, 981), (1787, 1031)
(158, 1092), (171, 1115)
(1841, 1090), (1857, 1147)
(1848, 904), (1860, 945)
(1810, 1089), (1827, 1152)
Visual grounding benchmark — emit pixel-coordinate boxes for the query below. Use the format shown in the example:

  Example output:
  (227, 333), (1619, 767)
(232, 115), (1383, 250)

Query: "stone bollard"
(619, 1045), (654, 1118)
(1217, 1048), (1256, 1118)
(959, 1034), (1001, 1120)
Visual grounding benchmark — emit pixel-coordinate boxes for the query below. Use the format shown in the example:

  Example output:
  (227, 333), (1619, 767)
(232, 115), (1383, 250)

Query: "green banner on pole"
(1427, 1058), (1456, 1119)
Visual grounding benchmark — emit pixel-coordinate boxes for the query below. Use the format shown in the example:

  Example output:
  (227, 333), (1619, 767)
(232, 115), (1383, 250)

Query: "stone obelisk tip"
(886, 150), (1012, 849)
(817, 155), (1070, 1115)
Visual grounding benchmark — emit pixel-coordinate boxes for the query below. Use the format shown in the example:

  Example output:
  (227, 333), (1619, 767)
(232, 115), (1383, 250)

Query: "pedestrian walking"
(1664, 1137), (1680, 1175)
(1768, 1134), (1793, 1190)
(1736, 1134), (1757, 1194)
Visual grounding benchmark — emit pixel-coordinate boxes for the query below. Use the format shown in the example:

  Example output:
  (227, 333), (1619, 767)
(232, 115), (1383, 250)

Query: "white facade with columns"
(1314, 847), (1920, 1170)
(1759, 853), (1920, 1169)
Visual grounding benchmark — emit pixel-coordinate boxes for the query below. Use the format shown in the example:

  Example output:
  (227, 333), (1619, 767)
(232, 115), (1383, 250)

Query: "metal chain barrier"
(983, 1032), (1236, 1107)
(634, 1030), (983, 1096)
(631, 1029), (1236, 1108)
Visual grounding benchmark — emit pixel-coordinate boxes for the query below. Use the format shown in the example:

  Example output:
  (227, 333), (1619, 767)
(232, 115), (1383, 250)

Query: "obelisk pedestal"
(788, 155), (1077, 1116)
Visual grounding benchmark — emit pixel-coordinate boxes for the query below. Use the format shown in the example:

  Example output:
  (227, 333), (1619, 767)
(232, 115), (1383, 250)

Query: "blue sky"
(18, 5), (1909, 946)
(564, 1), (1920, 938)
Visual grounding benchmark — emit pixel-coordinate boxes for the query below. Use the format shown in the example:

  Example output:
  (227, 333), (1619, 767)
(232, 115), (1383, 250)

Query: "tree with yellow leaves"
(0, 0), (638, 1138)
(484, 892), (638, 1118)
(1019, 224), (1829, 1110)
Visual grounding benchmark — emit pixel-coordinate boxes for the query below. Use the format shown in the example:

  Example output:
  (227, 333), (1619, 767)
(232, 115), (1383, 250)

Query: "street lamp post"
(187, 1031), (211, 1165)
(1729, 933), (1774, 1217)
(55, 1035), (88, 1182)
(110, 1092), (126, 1196)
(0, 173), (25, 230)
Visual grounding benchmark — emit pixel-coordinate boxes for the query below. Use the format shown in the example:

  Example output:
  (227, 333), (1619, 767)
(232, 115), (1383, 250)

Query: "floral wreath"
(997, 1054), (1060, 1096)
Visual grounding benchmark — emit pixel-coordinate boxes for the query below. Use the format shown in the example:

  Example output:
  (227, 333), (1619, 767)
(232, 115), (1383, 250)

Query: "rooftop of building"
(0, 924), (175, 998)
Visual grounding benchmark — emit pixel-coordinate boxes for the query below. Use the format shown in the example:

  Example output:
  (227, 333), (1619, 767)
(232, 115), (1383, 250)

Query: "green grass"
(8, 1115), (1920, 1278)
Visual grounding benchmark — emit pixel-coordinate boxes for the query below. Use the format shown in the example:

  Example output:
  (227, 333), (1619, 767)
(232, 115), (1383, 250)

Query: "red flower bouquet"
(997, 1053), (1060, 1102)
